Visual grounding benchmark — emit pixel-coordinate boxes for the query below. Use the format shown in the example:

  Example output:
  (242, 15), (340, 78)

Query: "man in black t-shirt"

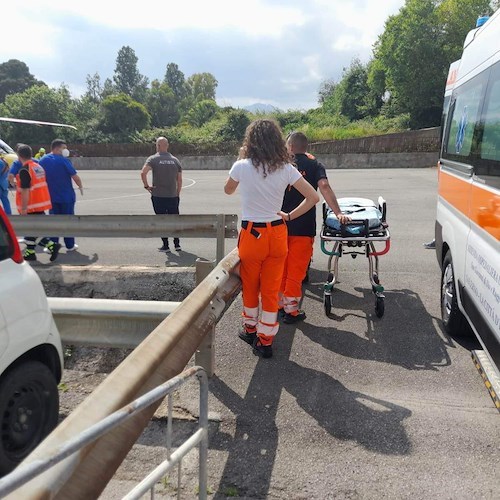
(280, 132), (350, 323)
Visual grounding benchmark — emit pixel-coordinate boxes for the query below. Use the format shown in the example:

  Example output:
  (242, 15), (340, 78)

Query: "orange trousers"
(280, 236), (314, 314)
(238, 222), (288, 345)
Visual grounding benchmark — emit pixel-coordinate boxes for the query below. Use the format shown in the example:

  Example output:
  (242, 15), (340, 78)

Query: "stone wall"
(72, 151), (438, 171)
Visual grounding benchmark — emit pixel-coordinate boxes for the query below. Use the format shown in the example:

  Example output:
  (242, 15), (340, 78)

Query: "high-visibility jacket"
(16, 160), (52, 213)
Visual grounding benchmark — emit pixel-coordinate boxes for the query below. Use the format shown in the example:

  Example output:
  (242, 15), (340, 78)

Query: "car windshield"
(0, 139), (14, 155)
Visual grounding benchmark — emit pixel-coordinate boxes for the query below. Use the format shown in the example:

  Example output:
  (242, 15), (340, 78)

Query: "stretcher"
(320, 197), (390, 318)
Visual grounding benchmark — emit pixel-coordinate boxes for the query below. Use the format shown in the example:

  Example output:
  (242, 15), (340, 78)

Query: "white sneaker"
(66, 244), (79, 252)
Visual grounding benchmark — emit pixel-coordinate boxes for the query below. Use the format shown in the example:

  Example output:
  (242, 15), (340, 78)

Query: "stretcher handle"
(378, 196), (387, 223)
(369, 239), (391, 257)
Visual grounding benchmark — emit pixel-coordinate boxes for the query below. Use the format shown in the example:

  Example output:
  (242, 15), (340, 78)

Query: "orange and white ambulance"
(436, 11), (500, 378)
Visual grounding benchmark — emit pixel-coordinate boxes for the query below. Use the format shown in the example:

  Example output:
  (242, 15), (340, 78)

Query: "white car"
(0, 206), (63, 474)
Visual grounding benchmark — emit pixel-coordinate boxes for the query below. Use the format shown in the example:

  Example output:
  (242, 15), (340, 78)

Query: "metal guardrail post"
(197, 369), (209, 500)
(195, 258), (216, 378)
(216, 213), (226, 263)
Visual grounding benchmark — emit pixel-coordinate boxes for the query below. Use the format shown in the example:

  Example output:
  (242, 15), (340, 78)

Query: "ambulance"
(436, 11), (500, 378)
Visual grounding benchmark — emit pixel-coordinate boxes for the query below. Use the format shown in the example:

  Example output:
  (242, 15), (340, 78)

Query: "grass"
(221, 486), (239, 497)
(58, 382), (69, 393)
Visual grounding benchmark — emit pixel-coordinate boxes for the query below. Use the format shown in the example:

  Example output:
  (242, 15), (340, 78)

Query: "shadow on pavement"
(302, 269), (452, 371)
(30, 249), (99, 267)
(209, 320), (412, 498)
(163, 249), (199, 267)
(55, 249), (99, 266)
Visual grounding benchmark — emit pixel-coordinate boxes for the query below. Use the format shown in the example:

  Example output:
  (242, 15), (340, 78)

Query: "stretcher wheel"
(324, 294), (332, 316)
(375, 297), (385, 318)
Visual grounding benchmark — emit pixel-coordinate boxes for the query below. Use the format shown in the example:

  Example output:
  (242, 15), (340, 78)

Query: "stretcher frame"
(320, 196), (391, 318)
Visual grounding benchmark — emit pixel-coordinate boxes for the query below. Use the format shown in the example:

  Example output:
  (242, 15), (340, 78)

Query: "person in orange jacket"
(280, 132), (350, 322)
(15, 144), (61, 262)
(224, 120), (319, 358)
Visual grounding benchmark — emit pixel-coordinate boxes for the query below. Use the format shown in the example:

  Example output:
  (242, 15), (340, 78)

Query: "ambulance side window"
(444, 71), (487, 161)
(475, 62), (500, 188)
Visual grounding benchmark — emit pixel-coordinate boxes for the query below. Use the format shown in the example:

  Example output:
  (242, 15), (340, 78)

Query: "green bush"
(218, 110), (250, 142)
(101, 93), (151, 133)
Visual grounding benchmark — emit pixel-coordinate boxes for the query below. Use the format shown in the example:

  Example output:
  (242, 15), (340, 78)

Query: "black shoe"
(48, 243), (61, 262)
(158, 245), (171, 253)
(282, 310), (307, 324)
(252, 338), (273, 358)
(175, 245), (182, 252)
(423, 239), (436, 250)
(23, 249), (36, 261)
(238, 330), (256, 346)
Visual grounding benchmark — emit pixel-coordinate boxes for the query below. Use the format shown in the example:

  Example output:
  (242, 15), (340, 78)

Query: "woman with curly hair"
(225, 119), (319, 358)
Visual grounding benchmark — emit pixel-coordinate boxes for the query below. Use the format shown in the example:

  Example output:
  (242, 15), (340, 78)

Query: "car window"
(474, 62), (500, 188)
(480, 79), (500, 162)
(446, 78), (485, 158)
(0, 217), (14, 262)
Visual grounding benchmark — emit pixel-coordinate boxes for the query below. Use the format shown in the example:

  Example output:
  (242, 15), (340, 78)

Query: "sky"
(2, 0), (405, 110)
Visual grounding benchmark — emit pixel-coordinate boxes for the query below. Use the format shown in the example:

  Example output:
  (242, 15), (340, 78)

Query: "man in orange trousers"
(280, 132), (350, 323)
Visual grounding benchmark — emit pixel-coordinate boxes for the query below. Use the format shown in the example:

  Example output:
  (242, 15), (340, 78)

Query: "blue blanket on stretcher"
(325, 197), (383, 235)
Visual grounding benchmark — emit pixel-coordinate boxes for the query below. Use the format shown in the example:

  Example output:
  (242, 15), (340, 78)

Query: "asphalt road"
(38, 169), (499, 498)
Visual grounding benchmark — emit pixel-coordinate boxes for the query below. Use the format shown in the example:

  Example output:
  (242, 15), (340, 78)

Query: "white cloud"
(0, 5), (60, 59)
(25, 0), (305, 37)
(1, 0), (406, 109)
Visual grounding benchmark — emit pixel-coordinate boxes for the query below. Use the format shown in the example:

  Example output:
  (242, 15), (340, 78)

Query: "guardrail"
(9, 214), (238, 262)
(5, 248), (241, 499)
(48, 297), (181, 348)
(0, 366), (209, 499)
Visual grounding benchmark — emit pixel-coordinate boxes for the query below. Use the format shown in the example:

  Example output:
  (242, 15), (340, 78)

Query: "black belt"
(241, 219), (284, 229)
(241, 219), (284, 239)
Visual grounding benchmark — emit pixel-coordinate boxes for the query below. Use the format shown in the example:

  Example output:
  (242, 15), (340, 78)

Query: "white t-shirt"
(229, 159), (302, 222)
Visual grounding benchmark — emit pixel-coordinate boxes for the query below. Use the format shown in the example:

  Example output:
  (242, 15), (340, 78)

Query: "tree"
(145, 80), (179, 127)
(437, 0), (493, 63)
(102, 78), (116, 99)
(185, 99), (218, 127)
(372, 0), (447, 128)
(113, 46), (148, 101)
(321, 59), (372, 121)
(164, 63), (187, 101)
(318, 79), (337, 105)
(186, 73), (218, 102)
(84, 72), (103, 103)
(0, 59), (43, 103)
(100, 93), (150, 134)
(219, 110), (250, 141)
(0, 84), (75, 144)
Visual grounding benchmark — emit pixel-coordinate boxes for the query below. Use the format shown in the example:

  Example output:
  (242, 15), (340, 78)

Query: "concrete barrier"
(72, 152), (438, 171)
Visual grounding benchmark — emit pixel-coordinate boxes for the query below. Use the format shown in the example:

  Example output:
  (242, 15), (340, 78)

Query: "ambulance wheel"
(324, 294), (332, 316)
(441, 251), (471, 337)
(375, 297), (385, 318)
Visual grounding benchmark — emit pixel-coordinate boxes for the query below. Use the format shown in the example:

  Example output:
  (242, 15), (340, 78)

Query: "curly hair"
(240, 119), (291, 177)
